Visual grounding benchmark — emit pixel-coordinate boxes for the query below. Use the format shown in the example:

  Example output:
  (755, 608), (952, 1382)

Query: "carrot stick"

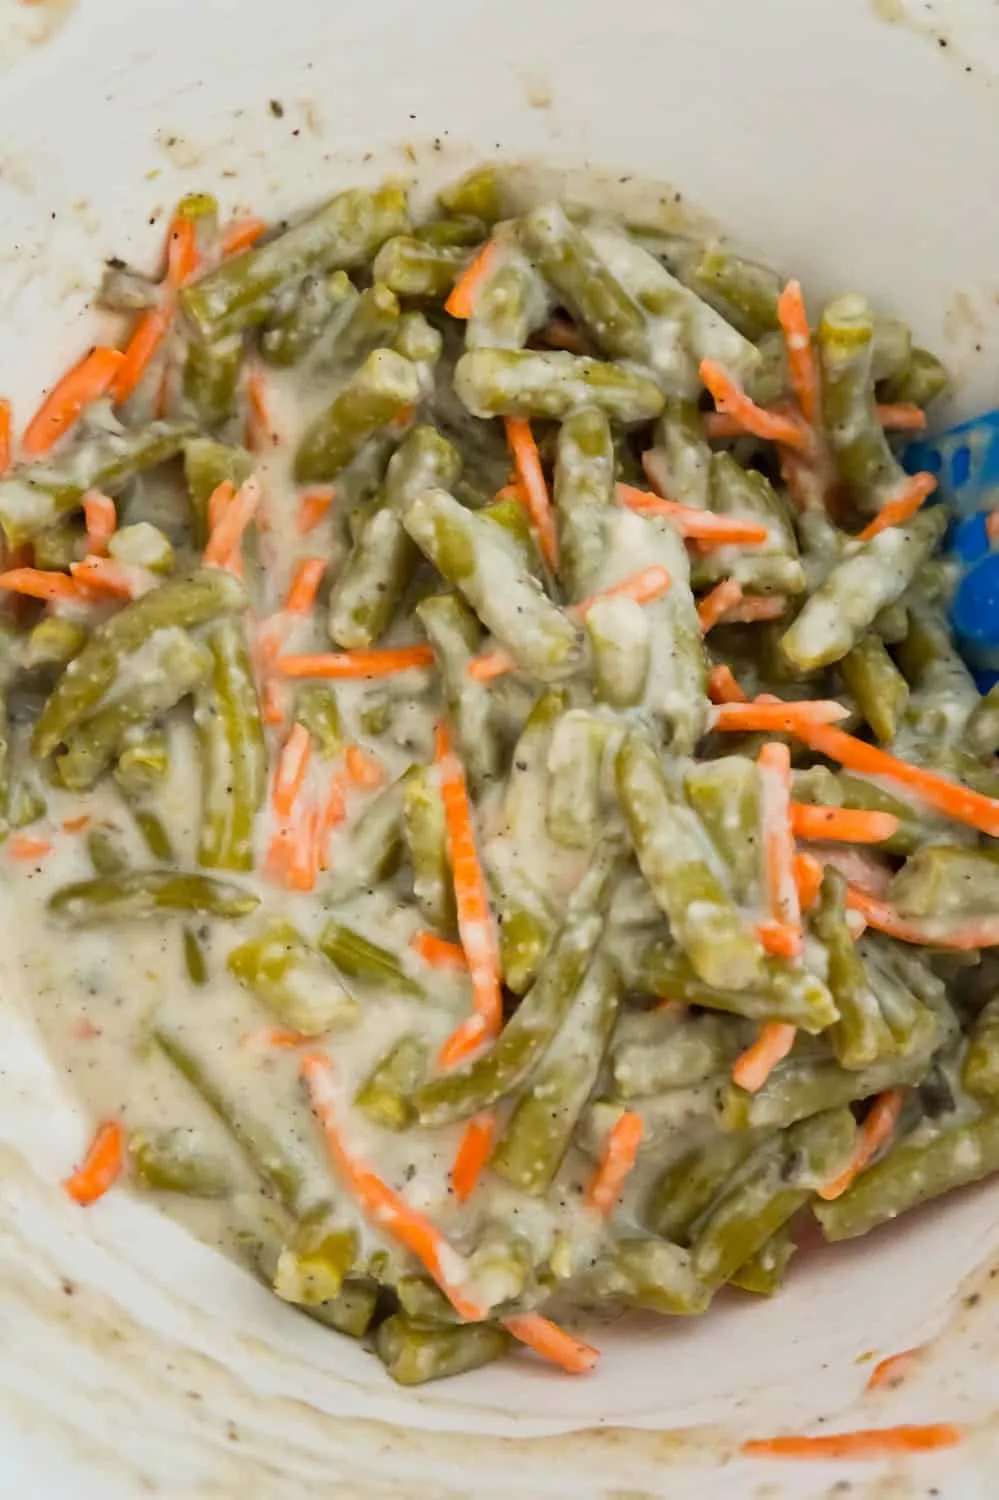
(301, 1052), (487, 1321)
(467, 649), (516, 684)
(732, 1022), (797, 1093)
(22, 346), (126, 459)
(0, 568), (90, 603)
(587, 1110), (644, 1216)
(344, 743), (387, 790)
(208, 480), (236, 535)
(505, 416), (558, 569)
(854, 473), (937, 543)
(284, 557), (326, 615)
(842, 885), (999, 950)
(494, 482), (527, 504)
(241, 1025), (309, 1051)
(221, 217), (268, 257)
(444, 238), (499, 319)
(876, 403), (928, 432)
(277, 646), (435, 679)
(722, 595), (788, 624)
(435, 721), (502, 1042)
(866, 1348), (923, 1392)
(711, 700), (848, 734)
(697, 578), (744, 633)
(777, 280), (820, 428)
(437, 1012), (490, 1071)
(273, 723), (311, 819)
(793, 851), (824, 911)
(70, 557), (148, 600)
(742, 1424), (962, 1461)
(83, 491), (117, 556)
(789, 805), (899, 844)
(298, 486), (335, 535)
(792, 719), (999, 838)
(245, 366), (272, 450)
(451, 1111), (497, 1203)
(699, 358), (809, 451)
(756, 920), (803, 959)
(503, 1312), (600, 1375)
(285, 803), (320, 893)
(110, 306), (174, 408)
(575, 564), (672, 618)
(261, 678), (288, 727)
(707, 664), (749, 705)
(617, 484), (769, 545)
(203, 475), (261, 571)
(63, 1120), (124, 1206)
(62, 815), (92, 833)
(410, 931), (469, 970)
(817, 1088), (906, 1201)
(8, 834), (53, 860)
(0, 398), (12, 474)
(759, 740), (801, 957)
(165, 214), (199, 287)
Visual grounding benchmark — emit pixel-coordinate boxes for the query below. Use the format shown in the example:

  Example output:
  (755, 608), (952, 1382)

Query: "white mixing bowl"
(1, 0), (999, 1493)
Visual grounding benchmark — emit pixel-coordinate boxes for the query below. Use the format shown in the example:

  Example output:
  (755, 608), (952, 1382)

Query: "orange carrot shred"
(697, 578), (744, 633)
(494, 482), (527, 504)
(451, 1111), (497, 1203)
(732, 1022), (797, 1093)
(759, 740), (801, 956)
(165, 214), (199, 287)
(261, 677), (288, 727)
(617, 484), (769, 545)
(587, 1110), (644, 1216)
(22, 346), (126, 459)
(245, 366), (272, 450)
(241, 1025), (309, 1051)
(866, 1348), (923, 1392)
(83, 491), (117, 556)
(707, 664), (749, 705)
(818, 1088), (906, 1201)
(63, 1120), (124, 1206)
(722, 595), (788, 623)
(793, 851), (824, 912)
(712, 700), (848, 734)
(221, 217), (268, 257)
(0, 397), (12, 474)
(841, 885), (999, 950)
(756, 920), (803, 960)
(437, 1012), (489, 1070)
(70, 557), (146, 599)
(277, 646), (435, 679)
(298, 486), (336, 535)
(61, 815), (92, 833)
(505, 416), (558, 569)
(9, 834), (53, 860)
(777, 280), (820, 428)
(110, 305), (174, 407)
(272, 723), (312, 819)
(467, 649), (516, 684)
(789, 804), (899, 844)
(284, 557), (326, 615)
(574, 564), (673, 618)
(503, 1311), (600, 1374)
(344, 743), (387, 790)
(410, 931), (469, 970)
(699, 358), (809, 451)
(207, 480), (236, 536)
(854, 473), (937, 543)
(444, 238), (499, 319)
(742, 1424), (962, 1461)
(876, 402), (927, 432)
(203, 475), (260, 571)
(0, 568), (88, 603)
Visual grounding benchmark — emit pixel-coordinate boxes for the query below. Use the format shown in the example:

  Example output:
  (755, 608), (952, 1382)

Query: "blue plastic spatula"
(904, 411), (999, 687)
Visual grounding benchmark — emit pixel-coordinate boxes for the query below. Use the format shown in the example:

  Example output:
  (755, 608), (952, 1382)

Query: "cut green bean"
(295, 348), (419, 484)
(546, 711), (607, 849)
(578, 1239), (711, 1316)
(354, 1035), (428, 1130)
(228, 919), (360, 1034)
(261, 269), (356, 366)
(819, 293), (907, 511)
(183, 439), (254, 547)
(814, 869), (895, 1070)
(130, 1128), (231, 1198)
(375, 1314), (511, 1386)
(401, 764), (453, 930)
(318, 921), (424, 999)
(195, 617), (266, 872)
(455, 348), (666, 424)
(553, 406), (615, 601)
(50, 870), (259, 925)
(373, 236), (469, 300)
(729, 1226), (797, 1296)
(644, 1134), (762, 1244)
(321, 773), (408, 901)
(839, 636), (909, 746)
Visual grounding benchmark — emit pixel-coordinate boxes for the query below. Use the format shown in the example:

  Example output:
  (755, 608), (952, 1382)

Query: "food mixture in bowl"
(3, 161), (998, 1388)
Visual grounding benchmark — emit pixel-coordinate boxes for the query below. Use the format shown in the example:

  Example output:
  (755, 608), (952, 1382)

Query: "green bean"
(32, 517), (84, 570)
(309, 284), (401, 377)
(55, 630), (211, 791)
(616, 729), (760, 991)
(693, 1110), (856, 1287)
(962, 998), (999, 1100)
(391, 310), (443, 396)
(583, 1082), (722, 1159)
(438, 166), (506, 223)
(50, 870), (259, 925)
(466, 249), (552, 351)
(490, 951), (622, 1192)
(228, 919), (360, 1034)
(645, 400), (712, 510)
(129, 807), (174, 864)
(21, 616), (88, 672)
(814, 869), (895, 1070)
(375, 1314), (511, 1386)
(681, 244), (782, 340)
(611, 1010), (750, 1100)
(896, 607), (980, 749)
(108, 523), (175, 575)
(644, 1134), (762, 1244)
(115, 730), (170, 800)
(321, 773), (407, 902)
(790, 765), (959, 857)
(729, 1226), (797, 1296)
(373, 236), (468, 299)
(413, 837), (626, 1126)
(553, 406), (615, 601)
(546, 711), (607, 849)
(195, 617), (266, 872)
(273, 1215), (359, 1307)
(261, 269), (356, 366)
(967, 682), (999, 759)
(98, 261), (160, 312)
(86, 826), (129, 877)
(294, 348), (419, 483)
(696, 453), (805, 596)
(416, 593), (499, 792)
(416, 215), (488, 249)
(780, 508), (946, 672)
(404, 487), (578, 679)
(401, 765), (453, 930)
(888, 845), (999, 918)
(183, 439), (253, 547)
(878, 346), (950, 409)
(318, 921), (424, 999)
(577, 1239), (711, 1316)
(454, 349), (665, 424)
(354, 1035), (428, 1130)
(33, 568), (246, 758)
(181, 184), (410, 341)
(183, 332), (244, 427)
(816, 1107), (999, 1241)
(585, 594), (651, 709)
(819, 293), (907, 510)
(839, 636), (909, 745)
(294, 684), (344, 758)
(129, 1128), (231, 1198)
(683, 756), (760, 905)
(0, 419), (197, 547)
(183, 926), (209, 986)
(328, 425), (461, 650)
(394, 1274), (461, 1324)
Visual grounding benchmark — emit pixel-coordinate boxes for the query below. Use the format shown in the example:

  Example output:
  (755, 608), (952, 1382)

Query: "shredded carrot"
(494, 482), (527, 504)
(793, 851), (824, 911)
(818, 1088), (906, 1201)
(261, 677), (288, 727)
(82, 491), (117, 556)
(208, 479), (236, 536)
(272, 723), (312, 819)
(841, 884), (999, 950)
(444, 238), (499, 319)
(722, 595), (788, 623)
(617, 484), (769, 545)
(70, 557), (147, 600)
(165, 213), (199, 286)
(0, 397), (12, 474)
(265, 824), (294, 884)
(285, 803), (321, 893)
(435, 721), (503, 1043)
(61, 815), (92, 834)
(277, 645), (435, 679)
(8, 834), (53, 860)
(707, 664), (749, 705)
(697, 578), (744, 633)
(221, 216), (268, 257)
(245, 366), (272, 450)
(854, 473), (937, 543)
(505, 416), (558, 569)
(344, 743), (387, 790)
(777, 280), (820, 428)
(792, 719), (999, 838)
(756, 920), (803, 959)
(711, 700), (848, 734)
(575, 564), (673, 618)
(503, 1312), (600, 1375)
(0, 568), (89, 603)
(467, 649), (517, 684)
(866, 1347), (923, 1391)
(301, 1052), (487, 1321)
(298, 486), (336, 535)
(322, 771), (349, 833)
(742, 1424), (962, 1461)
(699, 358), (808, 451)
(110, 305), (174, 408)
(876, 403), (928, 432)
(759, 740), (801, 957)
(451, 1111), (497, 1202)
(437, 1013), (489, 1070)
(203, 475), (260, 571)
(284, 557), (326, 615)
(789, 804), (899, 844)
(21, 346), (126, 459)
(241, 1025), (308, 1051)
(587, 1110), (644, 1216)
(541, 314), (587, 353)
(62, 1119), (124, 1206)
(410, 931), (469, 970)
(732, 1022), (797, 1093)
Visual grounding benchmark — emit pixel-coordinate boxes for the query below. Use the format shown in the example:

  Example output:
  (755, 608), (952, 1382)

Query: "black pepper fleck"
(269, 99), (285, 118)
